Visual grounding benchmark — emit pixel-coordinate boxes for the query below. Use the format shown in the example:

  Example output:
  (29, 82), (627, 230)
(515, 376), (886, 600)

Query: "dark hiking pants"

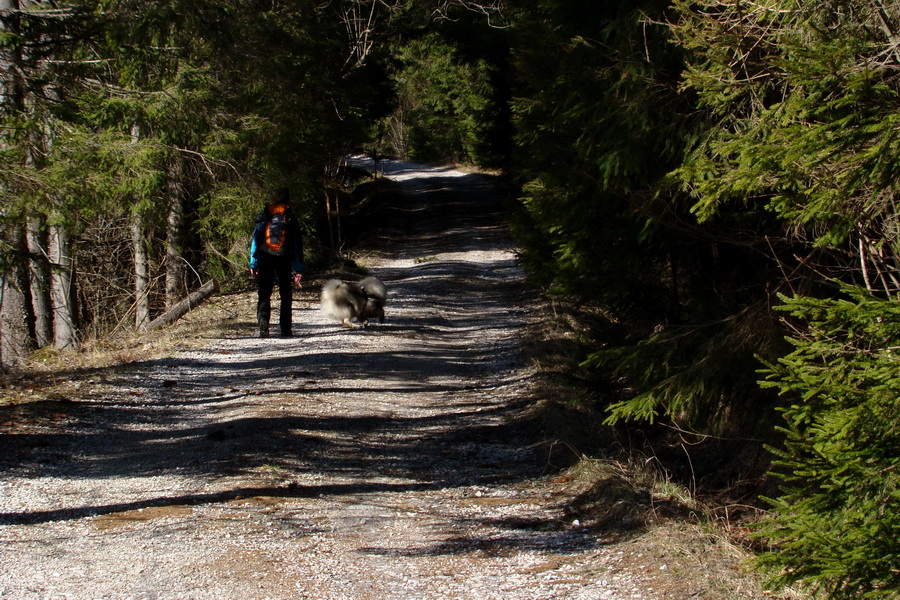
(256, 253), (293, 334)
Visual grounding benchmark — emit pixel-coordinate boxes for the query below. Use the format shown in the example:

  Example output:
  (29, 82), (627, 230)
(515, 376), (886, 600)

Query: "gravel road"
(0, 160), (657, 600)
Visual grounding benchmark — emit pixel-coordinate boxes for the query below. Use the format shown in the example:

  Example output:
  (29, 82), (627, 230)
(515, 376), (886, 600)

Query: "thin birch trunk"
(132, 212), (150, 329)
(165, 159), (187, 308)
(130, 124), (150, 329)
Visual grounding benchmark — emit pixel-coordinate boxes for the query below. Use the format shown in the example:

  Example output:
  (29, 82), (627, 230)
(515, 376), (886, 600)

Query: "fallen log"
(143, 279), (220, 331)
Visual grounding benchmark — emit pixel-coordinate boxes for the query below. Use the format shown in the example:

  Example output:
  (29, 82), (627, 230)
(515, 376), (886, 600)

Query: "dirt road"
(0, 161), (657, 599)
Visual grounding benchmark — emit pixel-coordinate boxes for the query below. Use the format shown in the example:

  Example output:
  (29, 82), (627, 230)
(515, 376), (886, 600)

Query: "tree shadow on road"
(0, 165), (565, 552)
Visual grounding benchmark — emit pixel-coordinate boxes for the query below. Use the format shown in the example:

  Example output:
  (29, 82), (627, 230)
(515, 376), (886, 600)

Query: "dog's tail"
(358, 276), (387, 303)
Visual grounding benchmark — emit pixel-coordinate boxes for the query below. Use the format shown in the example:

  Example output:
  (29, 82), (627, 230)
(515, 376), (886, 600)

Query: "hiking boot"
(280, 329), (293, 338)
(258, 323), (269, 338)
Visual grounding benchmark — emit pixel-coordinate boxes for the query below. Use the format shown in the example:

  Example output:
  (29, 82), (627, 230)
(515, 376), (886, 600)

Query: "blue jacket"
(249, 203), (305, 272)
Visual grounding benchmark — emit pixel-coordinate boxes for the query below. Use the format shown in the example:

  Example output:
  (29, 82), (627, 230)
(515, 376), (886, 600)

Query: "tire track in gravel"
(0, 160), (649, 600)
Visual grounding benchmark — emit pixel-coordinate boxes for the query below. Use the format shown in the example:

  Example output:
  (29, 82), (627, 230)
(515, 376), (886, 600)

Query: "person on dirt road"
(249, 187), (304, 338)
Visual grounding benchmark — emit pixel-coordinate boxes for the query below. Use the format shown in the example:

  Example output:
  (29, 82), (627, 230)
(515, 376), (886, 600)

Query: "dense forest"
(1, 1), (898, 598)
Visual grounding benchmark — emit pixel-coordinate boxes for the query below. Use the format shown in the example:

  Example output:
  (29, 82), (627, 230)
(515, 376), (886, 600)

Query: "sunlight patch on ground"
(348, 155), (470, 181)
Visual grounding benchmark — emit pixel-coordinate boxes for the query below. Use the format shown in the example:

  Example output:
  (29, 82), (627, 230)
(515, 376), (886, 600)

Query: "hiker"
(249, 187), (304, 338)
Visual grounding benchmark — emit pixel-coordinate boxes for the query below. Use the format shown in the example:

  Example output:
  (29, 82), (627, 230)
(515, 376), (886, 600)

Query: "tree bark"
(128, 123), (151, 329)
(0, 1), (28, 367)
(0, 225), (33, 368)
(165, 158), (187, 309)
(26, 214), (52, 347)
(49, 223), (76, 349)
(0, 270), (30, 369)
(144, 279), (219, 331)
(132, 211), (150, 329)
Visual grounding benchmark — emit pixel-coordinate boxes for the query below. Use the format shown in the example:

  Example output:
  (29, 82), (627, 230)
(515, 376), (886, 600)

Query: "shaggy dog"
(320, 276), (387, 328)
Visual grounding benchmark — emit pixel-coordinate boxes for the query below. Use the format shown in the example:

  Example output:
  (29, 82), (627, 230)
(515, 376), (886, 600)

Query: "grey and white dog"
(320, 276), (387, 328)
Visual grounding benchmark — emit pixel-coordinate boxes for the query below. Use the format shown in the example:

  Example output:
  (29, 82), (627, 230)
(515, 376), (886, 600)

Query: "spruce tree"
(669, 1), (900, 595)
(758, 287), (900, 598)
(506, 0), (787, 441)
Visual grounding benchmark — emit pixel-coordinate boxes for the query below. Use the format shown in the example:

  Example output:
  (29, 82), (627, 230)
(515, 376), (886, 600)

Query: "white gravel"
(0, 160), (652, 600)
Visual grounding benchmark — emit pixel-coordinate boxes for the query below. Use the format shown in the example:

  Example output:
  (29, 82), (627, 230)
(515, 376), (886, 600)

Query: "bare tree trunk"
(49, 223), (76, 349)
(127, 123), (151, 329)
(6, 0), (57, 348)
(132, 212), (150, 329)
(325, 190), (337, 252)
(26, 214), (52, 347)
(0, 225), (33, 367)
(144, 279), (219, 331)
(0, 1), (24, 367)
(0, 271), (30, 368)
(0, 1), (36, 365)
(165, 159), (187, 309)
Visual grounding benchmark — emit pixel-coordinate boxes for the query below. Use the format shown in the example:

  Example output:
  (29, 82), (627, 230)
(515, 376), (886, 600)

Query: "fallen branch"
(143, 279), (220, 331)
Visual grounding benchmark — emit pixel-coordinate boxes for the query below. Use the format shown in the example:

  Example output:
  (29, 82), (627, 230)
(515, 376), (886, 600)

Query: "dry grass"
(535, 456), (807, 600)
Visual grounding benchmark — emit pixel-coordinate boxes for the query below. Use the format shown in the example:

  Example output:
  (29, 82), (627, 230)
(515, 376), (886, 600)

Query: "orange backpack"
(263, 203), (289, 255)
